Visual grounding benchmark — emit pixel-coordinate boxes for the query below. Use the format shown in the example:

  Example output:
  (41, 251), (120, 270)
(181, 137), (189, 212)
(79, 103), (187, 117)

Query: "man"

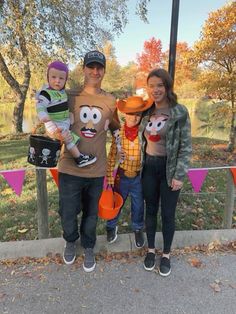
(58, 50), (119, 272)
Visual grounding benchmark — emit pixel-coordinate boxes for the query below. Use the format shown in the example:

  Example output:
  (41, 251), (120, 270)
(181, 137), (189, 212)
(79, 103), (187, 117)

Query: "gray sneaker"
(83, 248), (96, 272)
(63, 241), (76, 265)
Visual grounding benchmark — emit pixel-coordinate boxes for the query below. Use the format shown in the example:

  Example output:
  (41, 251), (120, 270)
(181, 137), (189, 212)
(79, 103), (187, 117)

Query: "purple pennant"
(187, 169), (208, 193)
(0, 170), (26, 196)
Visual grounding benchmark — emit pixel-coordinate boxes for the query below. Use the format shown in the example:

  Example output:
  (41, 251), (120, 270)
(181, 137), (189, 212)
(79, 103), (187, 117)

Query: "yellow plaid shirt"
(106, 124), (141, 185)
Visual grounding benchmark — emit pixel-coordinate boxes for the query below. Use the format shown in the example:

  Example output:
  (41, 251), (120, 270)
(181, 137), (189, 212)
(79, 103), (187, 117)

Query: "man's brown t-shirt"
(58, 90), (116, 177)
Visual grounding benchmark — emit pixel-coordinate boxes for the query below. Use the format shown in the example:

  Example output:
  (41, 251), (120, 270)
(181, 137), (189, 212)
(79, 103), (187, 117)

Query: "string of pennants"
(0, 167), (235, 197)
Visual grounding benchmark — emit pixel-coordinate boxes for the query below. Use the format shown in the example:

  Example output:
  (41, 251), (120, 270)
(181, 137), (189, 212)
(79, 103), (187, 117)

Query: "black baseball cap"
(83, 50), (106, 68)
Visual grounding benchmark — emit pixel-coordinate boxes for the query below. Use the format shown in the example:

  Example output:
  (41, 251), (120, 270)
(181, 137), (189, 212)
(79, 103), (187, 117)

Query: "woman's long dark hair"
(147, 68), (178, 107)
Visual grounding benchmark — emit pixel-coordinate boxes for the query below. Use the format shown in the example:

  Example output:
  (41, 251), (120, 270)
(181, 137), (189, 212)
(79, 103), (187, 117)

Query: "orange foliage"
(136, 37), (163, 73)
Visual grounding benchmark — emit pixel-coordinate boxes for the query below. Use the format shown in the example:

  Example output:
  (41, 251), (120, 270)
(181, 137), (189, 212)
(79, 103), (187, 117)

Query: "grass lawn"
(0, 133), (235, 242)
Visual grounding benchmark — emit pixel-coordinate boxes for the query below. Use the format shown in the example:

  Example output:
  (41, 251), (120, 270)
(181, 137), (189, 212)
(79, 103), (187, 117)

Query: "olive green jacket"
(140, 103), (192, 186)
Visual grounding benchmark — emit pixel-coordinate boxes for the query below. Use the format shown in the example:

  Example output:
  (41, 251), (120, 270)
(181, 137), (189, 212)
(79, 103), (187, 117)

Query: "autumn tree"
(0, 0), (149, 133)
(120, 62), (139, 96)
(137, 37), (163, 73)
(193, 2), (236, 151)
(101, 42), (123, 92)
(162, 42), (199, 97)
(69, 42), (134, 97)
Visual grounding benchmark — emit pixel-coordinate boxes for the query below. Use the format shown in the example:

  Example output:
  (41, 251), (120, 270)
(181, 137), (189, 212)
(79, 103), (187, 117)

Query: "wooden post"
(223, 170), (235, 228)
(36, 169), (49, 238)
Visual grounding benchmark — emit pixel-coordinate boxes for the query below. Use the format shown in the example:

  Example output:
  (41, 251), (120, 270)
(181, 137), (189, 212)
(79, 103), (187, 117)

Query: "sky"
(113, 0), (229, 65)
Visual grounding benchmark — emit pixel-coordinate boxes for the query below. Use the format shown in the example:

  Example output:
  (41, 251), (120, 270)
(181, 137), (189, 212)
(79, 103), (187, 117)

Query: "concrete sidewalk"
(0, 229), (236, 314)
(0, 249), (236, 314)
(0, 229), (235, 260)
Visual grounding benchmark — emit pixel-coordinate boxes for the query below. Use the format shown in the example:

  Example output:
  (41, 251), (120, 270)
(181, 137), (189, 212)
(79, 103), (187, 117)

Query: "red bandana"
(124, 123), (139, 141)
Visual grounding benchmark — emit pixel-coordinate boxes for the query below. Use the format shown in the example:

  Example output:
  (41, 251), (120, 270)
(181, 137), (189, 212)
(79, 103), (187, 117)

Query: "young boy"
(106, 96), (152, 248)
(36, 60), (96, 167)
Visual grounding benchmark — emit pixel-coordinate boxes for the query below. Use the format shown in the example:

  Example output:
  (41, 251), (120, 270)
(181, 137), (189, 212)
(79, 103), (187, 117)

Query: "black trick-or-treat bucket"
(27, 135), (62, 168)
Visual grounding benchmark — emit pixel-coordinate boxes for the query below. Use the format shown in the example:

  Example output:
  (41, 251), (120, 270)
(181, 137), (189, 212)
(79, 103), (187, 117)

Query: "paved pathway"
(0, 251), (236, 314)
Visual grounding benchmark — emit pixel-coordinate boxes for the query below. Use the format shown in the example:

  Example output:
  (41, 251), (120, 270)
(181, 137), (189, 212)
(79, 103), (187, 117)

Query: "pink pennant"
(0, 170), (26, 196)
(187, 169), (208, 193)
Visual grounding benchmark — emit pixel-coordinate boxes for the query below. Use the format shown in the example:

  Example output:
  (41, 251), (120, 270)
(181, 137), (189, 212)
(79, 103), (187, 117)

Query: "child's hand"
(107, 176), (115, 187)
(69, 112), (74, 125)
(118, 148), (126, 163)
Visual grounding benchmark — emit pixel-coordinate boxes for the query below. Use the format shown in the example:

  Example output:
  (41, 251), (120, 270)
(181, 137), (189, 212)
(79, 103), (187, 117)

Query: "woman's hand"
(171, 178), (183, 191)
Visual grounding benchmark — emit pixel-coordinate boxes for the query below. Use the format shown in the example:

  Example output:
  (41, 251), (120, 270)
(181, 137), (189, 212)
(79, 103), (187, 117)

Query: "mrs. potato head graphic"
(145, 114), (168, 142)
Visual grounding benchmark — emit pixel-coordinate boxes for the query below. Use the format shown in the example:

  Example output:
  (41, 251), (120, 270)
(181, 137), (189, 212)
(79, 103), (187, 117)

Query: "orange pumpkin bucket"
(98, 189), (123, 220)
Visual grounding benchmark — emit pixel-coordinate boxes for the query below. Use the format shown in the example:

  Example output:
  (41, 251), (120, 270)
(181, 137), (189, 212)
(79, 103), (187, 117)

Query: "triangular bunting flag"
(49, 168), (59, 187)
(187, 169), (208, 193)
(0, 170), (25, 196)
(230, 168), (236, 185)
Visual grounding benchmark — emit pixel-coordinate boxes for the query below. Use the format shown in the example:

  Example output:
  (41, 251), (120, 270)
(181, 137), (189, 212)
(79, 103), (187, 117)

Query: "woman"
(141, 68), (192, 276)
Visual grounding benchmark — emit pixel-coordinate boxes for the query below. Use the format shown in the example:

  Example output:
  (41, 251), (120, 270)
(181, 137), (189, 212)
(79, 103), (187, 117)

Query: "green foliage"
(0, 135), (234, 241)
(193, 2), (236, 149)
(195, 99), (231, 131)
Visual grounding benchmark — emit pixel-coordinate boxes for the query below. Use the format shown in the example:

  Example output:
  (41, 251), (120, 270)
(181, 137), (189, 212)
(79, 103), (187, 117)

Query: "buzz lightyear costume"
(36, 61), (80, 150)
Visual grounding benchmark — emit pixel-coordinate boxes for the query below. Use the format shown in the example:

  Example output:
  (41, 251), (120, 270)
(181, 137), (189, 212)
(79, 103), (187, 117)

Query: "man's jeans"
(106, 174), (144, 231)
(59, 173), (104, 248)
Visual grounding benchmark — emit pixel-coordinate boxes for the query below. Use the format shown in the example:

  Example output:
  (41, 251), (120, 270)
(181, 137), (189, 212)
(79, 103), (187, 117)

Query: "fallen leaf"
(188, 257), (203, 268)
(17, 228), (28, 234)
(210, 283), (221, 292)
(229, 283), (236, 289)
(121, 222), (128, 227)
(208, 241), (221, 250)
(0, 292), (6, 299)
(1, 188), (12, 196)
(134, 288), (140, 292)
(197, 207), (204, 213)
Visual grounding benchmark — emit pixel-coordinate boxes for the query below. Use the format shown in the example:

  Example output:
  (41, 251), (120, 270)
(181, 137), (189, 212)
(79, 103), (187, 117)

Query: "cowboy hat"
(117, 96), (153, 114)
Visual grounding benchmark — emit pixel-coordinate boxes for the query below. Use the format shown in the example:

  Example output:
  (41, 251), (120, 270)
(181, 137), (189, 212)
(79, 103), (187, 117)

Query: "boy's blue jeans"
(59, 172), (103, 248)
(106, 172), (144, 231)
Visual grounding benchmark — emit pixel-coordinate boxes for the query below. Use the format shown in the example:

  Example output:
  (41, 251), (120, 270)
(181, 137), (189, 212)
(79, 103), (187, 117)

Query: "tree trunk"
(13, 89), (28, 133)
(227, 95), (235, 152)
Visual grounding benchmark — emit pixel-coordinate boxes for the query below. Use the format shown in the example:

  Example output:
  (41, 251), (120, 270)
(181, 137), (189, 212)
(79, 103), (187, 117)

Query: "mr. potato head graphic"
(145, 113), (169, 142)
(78, 104), (111, 139)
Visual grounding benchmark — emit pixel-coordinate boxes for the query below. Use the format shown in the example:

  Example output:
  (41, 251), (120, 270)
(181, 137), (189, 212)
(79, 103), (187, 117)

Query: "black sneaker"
(75, 154), (97, 168)
(83, 248), (96, 272)
(63, 241), (76, 265)
(143, 252), (155, 271)
(107, 226), (118, 244)
(134, 230), (145, 248)
(159, 257), (171, 277)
